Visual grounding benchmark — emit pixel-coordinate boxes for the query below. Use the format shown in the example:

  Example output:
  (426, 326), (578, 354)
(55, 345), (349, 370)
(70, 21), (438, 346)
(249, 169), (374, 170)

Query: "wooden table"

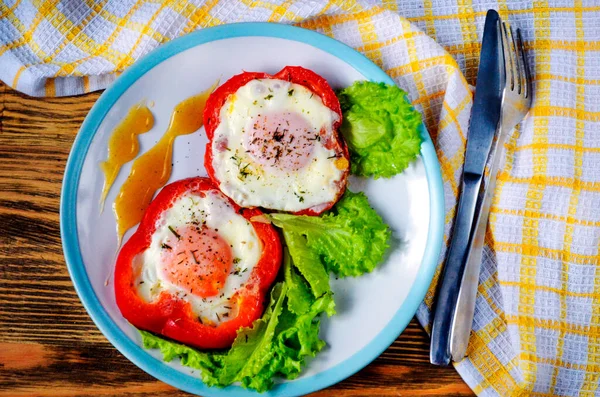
(0, 80), (473, 397)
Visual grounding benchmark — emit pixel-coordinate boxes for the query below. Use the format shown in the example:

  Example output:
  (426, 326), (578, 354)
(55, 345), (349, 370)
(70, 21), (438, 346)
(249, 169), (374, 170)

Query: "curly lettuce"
(270, 190), (391, 277)
(338, 81), (423, 178)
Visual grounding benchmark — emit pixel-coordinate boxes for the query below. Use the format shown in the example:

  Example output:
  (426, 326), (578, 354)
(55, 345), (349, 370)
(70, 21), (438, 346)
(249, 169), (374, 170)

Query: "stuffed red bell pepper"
(203, 66), (350, 216)
(114, 177), (282, 349)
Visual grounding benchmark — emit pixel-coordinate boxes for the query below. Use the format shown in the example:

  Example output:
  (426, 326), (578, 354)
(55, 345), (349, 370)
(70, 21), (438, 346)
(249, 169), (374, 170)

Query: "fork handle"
(430, 172), (482, 366)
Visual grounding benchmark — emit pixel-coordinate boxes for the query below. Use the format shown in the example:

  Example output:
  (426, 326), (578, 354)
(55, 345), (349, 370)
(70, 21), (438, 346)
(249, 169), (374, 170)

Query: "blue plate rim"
(60, 22), (444, 397)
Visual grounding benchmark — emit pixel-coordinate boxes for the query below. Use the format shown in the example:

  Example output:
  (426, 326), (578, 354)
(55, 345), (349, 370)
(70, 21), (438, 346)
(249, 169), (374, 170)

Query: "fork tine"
(509, 25), (522, 94)
(500, 22), (514, 91)
(517, 28), (532, 100)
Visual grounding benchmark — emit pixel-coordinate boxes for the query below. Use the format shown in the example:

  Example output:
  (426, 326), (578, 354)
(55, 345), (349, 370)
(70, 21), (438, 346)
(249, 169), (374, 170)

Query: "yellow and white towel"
(2, 1), (599, 395)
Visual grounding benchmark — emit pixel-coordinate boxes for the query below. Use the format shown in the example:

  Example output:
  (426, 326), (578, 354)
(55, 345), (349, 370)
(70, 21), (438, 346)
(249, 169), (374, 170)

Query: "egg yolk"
(243, 111), (315, 171)
(159, 225), (233, 298)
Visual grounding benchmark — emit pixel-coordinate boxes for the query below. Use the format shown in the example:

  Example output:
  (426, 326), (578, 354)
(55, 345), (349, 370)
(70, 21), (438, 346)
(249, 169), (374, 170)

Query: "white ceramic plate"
(61, 23), (444, 397)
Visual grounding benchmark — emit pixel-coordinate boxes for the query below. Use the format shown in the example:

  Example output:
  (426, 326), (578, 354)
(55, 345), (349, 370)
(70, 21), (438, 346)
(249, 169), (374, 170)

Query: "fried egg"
(134, 189), (261, 326)
(209, 78), (349, 213)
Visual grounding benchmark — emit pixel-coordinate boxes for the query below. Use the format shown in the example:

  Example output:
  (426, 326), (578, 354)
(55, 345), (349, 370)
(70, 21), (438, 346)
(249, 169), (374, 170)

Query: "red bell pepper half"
(203, 66), (350, 216)
(114, 177), (282, 349)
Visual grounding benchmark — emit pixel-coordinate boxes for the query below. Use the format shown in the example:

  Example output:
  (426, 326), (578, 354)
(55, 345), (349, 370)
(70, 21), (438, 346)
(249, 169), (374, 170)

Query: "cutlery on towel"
(430, 10), (533, 366)
(449, 20), (533, 362)
(429, 9), (504, 366)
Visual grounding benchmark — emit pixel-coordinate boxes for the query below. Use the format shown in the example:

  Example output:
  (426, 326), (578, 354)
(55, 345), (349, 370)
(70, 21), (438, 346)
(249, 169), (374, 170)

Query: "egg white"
(210, 78), (345, 212)
(135, 189), (262, 325)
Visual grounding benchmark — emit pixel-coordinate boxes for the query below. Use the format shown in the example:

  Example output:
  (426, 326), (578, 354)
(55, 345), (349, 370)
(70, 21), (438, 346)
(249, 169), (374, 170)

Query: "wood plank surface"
(0, 80), (474, 397)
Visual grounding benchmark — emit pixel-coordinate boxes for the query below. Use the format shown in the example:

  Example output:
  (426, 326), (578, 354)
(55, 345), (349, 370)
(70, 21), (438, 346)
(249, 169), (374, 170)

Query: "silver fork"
(449, 21), (533, 361)
(499, 24), (533, 139)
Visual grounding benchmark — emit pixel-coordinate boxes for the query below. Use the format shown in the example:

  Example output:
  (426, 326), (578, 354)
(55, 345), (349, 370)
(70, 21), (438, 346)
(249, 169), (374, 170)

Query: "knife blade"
(430, 9), (503, 366)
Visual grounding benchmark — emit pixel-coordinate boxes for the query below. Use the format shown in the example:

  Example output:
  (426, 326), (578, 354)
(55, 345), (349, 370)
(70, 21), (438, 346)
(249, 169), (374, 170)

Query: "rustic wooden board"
(0, 81), (474, 396)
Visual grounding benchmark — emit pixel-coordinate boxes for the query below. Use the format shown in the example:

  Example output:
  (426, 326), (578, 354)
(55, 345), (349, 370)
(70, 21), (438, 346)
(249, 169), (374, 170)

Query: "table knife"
(430, 9), (504, 366)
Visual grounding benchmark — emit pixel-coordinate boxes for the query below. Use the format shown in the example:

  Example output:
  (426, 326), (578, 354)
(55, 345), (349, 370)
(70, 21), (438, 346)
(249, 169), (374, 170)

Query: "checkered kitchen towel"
(2, 0), (600, 395)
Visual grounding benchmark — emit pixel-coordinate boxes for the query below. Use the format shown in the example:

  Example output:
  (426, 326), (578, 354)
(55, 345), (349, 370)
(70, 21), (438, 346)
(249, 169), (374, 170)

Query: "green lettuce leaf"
(215, 282), (288, 391)
(284, 248), (318, 316)
(283, 229), (332, 300)
(338, 81), (423, 178)
(270, 190), (391, 277)
(139, 329), (218, 374)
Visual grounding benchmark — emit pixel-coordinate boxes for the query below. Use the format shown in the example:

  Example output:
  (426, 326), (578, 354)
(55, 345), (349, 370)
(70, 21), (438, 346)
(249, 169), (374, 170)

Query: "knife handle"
(449, 179), (493, 361)
(430, 172), (482, 366)
(450, 124), (505, 361)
